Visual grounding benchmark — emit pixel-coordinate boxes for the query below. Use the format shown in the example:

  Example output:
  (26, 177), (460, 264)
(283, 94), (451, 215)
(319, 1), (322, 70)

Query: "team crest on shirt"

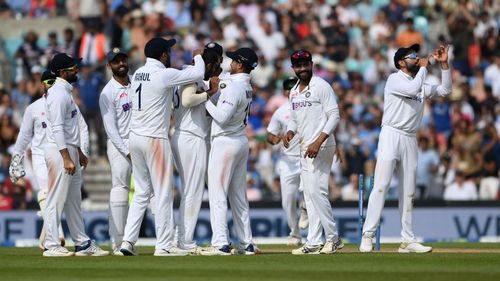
(119, 92), (128, 99)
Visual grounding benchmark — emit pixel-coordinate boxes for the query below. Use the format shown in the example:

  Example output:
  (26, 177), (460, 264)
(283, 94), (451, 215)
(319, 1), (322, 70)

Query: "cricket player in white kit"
(120, 38), (205, 256)
(360, 44), (451, 253)
(9, 70), (89, 249)
(43, 53), (108, 257)
(266, 77), (319, 246)
(284, 50), (343, 255)
(99, 48), (133, 255)
(171, 47), (222, 253)
(200, 47), (258, 256)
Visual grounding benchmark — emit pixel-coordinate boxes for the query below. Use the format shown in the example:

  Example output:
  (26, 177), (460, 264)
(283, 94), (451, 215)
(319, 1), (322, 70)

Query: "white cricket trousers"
(43, 144), (89, 249)
(300, 145), (339, 245)
(278, 155), (301, 238)
(208, 135), (253, 247)
(363, 126), (418, 243)
(32, 153), (48, 191)
(123, 133), (176, 250)
(106, 139), (131, 249)
(171, 131), (208, 250)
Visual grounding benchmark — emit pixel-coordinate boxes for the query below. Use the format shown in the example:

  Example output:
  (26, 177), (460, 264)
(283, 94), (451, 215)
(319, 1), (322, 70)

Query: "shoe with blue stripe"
(291, 244), (322, 255)
(75, 240), (109, 256)
(232, 244), (260, 255)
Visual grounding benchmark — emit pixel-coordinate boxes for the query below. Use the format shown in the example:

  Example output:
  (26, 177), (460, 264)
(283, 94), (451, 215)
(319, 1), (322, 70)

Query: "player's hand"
(305, 139), (322, 158)
(78, 148), (88, 170)
(432, 45), (449, 63)
(283, 131), (295, 148)
(418, 57), (429, 68)
(63, 157), (76, 175)
(192, 49), (203, 57)
(207, 76), (220, 96)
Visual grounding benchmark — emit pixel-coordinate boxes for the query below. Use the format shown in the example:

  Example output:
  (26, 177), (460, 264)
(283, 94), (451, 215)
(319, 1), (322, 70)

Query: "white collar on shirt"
(110, 76), (131, 89)
(145, 58), (166, 69)
(230, 73), (250, 81)
(53, 77), (74, 92)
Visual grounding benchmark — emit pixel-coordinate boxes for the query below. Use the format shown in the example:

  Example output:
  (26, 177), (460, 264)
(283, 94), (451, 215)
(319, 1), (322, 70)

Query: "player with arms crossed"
(267, 77), (316, 246)
(9, 70), (89, 250)
(43, 53), (108, 257)
(360, 44), (451, 253)
(119, 38), (205, 256)
(171, 45), (222, 254)
(200, 48), (259, 256)
(99, 48), (133, 255)
(284, 50), (343, 255)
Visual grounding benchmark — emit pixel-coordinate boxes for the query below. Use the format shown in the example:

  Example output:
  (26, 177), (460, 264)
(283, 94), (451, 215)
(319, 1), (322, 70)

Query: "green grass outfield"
(1, 243), (500, 281)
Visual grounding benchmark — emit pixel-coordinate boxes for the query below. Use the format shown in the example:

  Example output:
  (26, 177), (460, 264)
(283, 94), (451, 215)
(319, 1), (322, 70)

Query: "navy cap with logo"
(107, 47), (128, 63)
(204, 42), (223, 57)
(283, 77), (298, 91)
(144, 37), (176, 59)
(290, 50), (312, 66)
(393, 44), (420, 69)
(226, 47), (258, 70)
(48, 53), (82, 73)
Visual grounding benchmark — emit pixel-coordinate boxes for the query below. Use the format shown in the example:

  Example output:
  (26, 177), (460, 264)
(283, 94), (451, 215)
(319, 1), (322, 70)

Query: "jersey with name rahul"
(129, 56), (205, 139)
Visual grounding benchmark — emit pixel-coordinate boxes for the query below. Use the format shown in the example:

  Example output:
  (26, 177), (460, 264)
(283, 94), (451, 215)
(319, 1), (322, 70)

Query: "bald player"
(119, 38), (205, 256)
(200, 47), (259, 256)
(284, 50), (343, 255)
(171, 47), (222, 254)
(360, 45), (451, 253)
(99, 48), (132, 255)
(10, 70), (89, 250)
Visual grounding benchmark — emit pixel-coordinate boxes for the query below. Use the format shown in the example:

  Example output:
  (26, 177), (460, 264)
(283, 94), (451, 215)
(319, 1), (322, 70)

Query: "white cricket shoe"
(199, 245), (233, 256)
(154, 247), (189, 256)
(75, 240), (110, 256)
(112, 248), (124, 256)
(398, 242), (432, 253)
(291, 244), (322, 255)
(320, 239), (344, 254)
(43, 246), (74, 257)
(287, 236), (302, 246)
(359, 234), (373, 253)
(298, 207), (309, 229)
(120, 241), (138, 256)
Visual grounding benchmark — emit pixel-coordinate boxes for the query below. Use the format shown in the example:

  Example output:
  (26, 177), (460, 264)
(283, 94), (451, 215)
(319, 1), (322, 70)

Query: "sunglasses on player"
(291, 50), (311, 60)
(402, 53), (419, 60)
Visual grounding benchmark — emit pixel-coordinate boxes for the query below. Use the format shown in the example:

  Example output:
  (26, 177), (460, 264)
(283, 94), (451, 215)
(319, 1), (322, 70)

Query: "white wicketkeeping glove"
(9, 154), (26, 183)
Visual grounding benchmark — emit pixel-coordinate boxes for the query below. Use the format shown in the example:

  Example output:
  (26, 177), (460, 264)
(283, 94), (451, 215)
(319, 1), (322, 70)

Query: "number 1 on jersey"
(136, 83), (142, 111)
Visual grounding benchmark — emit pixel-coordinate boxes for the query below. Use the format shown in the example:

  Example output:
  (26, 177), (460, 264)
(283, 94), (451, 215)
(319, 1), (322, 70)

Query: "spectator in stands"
(416, 136), (440, 199)
(43, 31), (61, 64)
(60, 27), (76, 57)
(444, 169), (478, 201)
(78, 20), (108, 67)
(15, 30), (43, 80)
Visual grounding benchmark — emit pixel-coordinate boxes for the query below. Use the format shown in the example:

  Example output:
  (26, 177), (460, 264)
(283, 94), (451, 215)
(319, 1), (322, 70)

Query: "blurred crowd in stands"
(0, 0), (499, 210)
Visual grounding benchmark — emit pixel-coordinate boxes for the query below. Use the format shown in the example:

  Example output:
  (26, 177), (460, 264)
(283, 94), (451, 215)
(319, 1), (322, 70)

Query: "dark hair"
(202, 50), (220, 65)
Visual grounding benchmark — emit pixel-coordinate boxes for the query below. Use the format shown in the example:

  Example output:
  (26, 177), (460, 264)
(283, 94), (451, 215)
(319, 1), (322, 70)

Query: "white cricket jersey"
(13, 98), (47, 156)
(130, 56), (205, 138)
(267, 101), (300, 157)
(382, 68), (452, 135)
(288, 75), (339, 150)
(45, 77), (80, 149)
(206, 73), (252, 138)
(99, 76), (132, 156)
(172, 79), (211, 138)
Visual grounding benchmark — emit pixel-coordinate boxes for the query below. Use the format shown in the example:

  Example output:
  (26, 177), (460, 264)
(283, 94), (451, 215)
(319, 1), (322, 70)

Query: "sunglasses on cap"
(61, 65), (78, 72)
(43, 79), (55, 87)
(291, 50), (311, 60)
(402, 53), (419, 60)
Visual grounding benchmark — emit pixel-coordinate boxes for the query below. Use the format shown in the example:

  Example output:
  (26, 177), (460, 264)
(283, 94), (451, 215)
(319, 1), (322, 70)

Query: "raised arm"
(163, 55), (205, 88)
(205, 84), (239, 125)
(387, 67), (428, 98)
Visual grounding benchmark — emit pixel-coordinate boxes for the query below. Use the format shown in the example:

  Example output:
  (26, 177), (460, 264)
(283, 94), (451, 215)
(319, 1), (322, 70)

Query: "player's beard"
(406, 61), (419, 75)
(296, 69), (312, 82)
(66, 72), (78, 83)
(112, 65), (129, 78)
